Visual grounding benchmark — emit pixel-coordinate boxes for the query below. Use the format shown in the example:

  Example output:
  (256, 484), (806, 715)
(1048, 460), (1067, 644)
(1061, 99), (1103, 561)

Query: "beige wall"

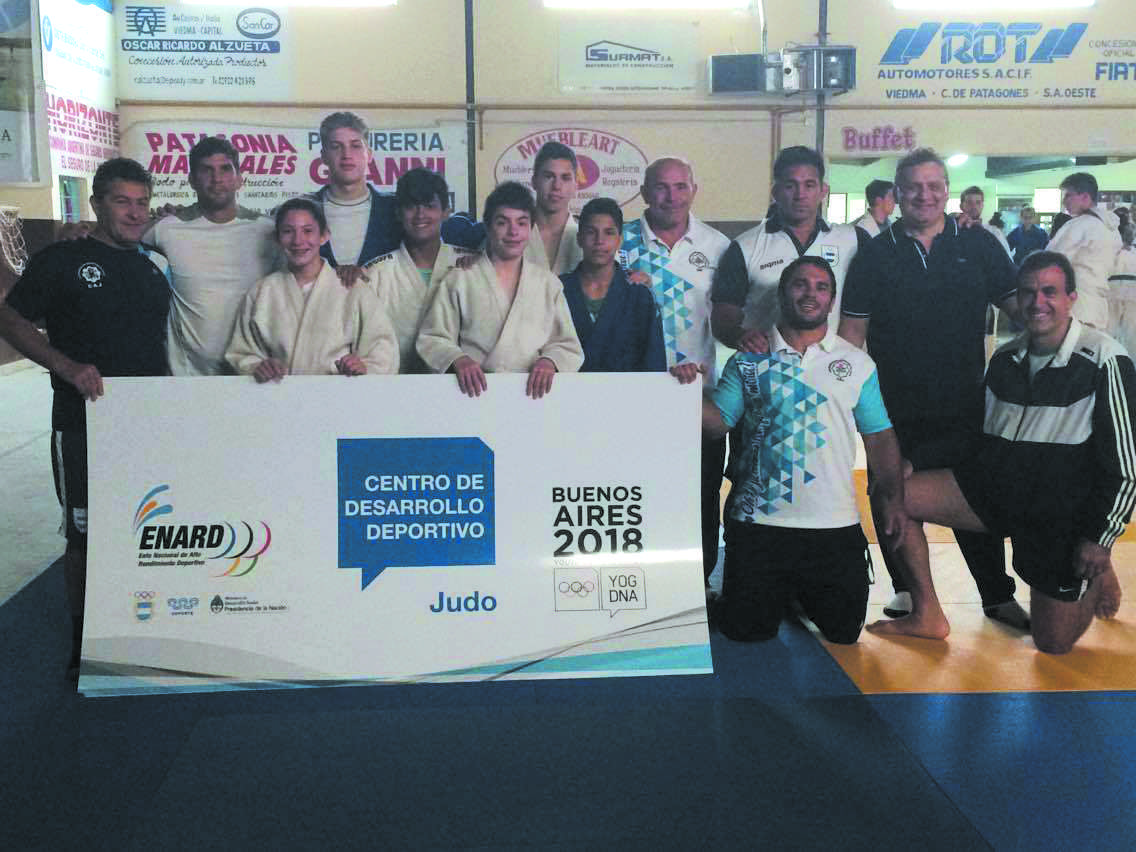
(6, 0), (1136, 225)
(283, 0), (465, 105)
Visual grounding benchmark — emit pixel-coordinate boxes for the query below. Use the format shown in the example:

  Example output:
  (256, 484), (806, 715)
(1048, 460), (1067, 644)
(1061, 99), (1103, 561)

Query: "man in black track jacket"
(869, 251), (1134, 654)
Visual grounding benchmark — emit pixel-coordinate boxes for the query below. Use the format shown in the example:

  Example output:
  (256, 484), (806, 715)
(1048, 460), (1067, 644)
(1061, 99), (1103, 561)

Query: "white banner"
(121, 119), (470, 215)
(116, 2), (293, 101)
(80, 375), (711, 696)
(558, 22), (698, 95)
(40, 0), (119, 189)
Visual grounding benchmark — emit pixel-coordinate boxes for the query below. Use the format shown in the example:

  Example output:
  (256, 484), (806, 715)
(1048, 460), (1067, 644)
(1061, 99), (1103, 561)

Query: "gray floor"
(0, 360), (61, 606)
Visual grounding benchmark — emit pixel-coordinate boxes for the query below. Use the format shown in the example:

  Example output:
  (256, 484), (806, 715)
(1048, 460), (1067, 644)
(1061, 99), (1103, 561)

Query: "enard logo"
(132, 485), (272, 578)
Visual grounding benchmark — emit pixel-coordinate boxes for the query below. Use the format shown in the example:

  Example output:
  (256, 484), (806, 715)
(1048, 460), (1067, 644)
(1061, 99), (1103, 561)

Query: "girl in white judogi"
(368, 168), (476, 374)
(417, 181), (583, 398)
(226, 197), (398, 380)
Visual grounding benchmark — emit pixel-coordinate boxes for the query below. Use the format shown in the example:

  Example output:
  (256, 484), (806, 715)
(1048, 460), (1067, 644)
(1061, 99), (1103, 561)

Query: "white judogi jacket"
(524, 219), (582, 276)
(416, 254), (583, 374)
(851, 212), (885, 238)
(1049, 205), (1123, 330)
(226, 261), (399, 376)
(370, 242), (474, 374)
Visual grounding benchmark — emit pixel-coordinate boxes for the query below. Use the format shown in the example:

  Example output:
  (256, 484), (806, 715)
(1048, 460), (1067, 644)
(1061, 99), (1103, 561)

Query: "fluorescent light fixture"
(545, 0), (748, 8)
(946, 153), (969, 167)
(893, 1), (1093, 8)
(1034, 187), (1061, 213)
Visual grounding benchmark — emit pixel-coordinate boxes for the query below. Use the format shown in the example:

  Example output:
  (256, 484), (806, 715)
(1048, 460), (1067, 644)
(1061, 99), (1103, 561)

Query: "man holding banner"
(0, 158), (170, 679)
(621, 156), (730, 590)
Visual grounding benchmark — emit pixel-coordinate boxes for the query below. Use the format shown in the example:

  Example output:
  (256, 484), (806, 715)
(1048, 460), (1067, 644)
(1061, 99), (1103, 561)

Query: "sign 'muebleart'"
(80, 375), (711, 695)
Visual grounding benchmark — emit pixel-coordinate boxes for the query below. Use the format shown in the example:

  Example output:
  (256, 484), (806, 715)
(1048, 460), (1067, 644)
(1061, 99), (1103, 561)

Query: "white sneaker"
(883, 591), (912, 618)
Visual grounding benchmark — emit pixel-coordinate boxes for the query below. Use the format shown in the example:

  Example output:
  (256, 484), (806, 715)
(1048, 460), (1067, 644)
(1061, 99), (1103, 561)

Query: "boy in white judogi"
(417, 181), (582, 398)
(369, 168), (476, 374)
(523, 141), (584, 275)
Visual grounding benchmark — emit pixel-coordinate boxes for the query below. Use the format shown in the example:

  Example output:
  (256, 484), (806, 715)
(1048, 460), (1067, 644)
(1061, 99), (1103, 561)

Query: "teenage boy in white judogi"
(417, 181), (583, 398)
(369, 168), (476, 374)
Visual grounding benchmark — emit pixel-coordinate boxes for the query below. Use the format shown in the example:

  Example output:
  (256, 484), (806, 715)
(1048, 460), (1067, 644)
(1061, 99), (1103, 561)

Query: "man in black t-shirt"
(0, 157), (169, 679)
(839, 148), (1029, 632)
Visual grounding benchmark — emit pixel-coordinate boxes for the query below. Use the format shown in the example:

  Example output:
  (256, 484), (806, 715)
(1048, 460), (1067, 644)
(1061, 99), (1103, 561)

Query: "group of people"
(1, 110), (1133, 680)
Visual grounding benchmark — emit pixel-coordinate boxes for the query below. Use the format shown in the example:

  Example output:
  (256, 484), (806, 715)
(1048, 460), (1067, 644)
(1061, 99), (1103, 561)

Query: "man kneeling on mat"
(701, 256), (907, 642)
(872, 252), (1131, 653)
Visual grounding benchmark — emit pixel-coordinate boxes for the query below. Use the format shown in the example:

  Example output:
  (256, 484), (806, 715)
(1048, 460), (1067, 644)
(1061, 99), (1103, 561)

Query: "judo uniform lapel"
(525, 220), (582, 276)
(288, 264), (339, 373)
(375, 242), (460, 373)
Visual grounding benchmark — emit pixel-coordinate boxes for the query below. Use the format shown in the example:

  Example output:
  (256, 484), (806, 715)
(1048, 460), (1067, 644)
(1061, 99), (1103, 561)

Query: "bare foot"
(866, 611), (950, 640)
(1094, 568), (1122, 619)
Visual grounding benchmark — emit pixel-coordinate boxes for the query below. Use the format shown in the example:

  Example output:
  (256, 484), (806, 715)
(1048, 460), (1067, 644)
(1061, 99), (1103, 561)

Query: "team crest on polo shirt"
(78, 262), (105, 288)
(688, 251), (710, 271)
(820, 245), (839, 265)
(828, 358), (852, 381)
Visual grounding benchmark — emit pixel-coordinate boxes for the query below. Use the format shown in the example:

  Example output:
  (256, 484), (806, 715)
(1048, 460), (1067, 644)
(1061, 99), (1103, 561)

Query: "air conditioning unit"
(709, 53), (781, 94)
(781, 45), (856, 94)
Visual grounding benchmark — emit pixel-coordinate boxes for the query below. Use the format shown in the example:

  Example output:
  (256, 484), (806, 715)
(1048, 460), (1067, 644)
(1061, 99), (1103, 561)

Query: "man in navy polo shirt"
(0, 158), (170, 678)
(839, 147), (1028, 630)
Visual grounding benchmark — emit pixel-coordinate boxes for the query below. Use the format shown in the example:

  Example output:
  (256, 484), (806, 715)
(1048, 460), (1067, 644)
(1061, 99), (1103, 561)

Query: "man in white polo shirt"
(710, 146), (861, 352)
(144, 136), (277, 375)
(703, 256), (906, 642)
(621, 155), (730, 589)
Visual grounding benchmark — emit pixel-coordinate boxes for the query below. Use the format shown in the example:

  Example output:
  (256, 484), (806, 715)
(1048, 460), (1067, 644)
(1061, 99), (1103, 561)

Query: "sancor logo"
(881, 22), (1086, 65)
(236, 8), (280, 39)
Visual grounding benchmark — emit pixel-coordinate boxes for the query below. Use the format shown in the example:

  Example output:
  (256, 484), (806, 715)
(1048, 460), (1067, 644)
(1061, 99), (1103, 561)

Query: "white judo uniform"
(416, 254), (583, 374)
(524, 219), (583, 275)
(1108, 246), (1136, 355)
(1048, 205), (1122, 330)
(226, 262), (399, 376)
(369, 242), (474, 374)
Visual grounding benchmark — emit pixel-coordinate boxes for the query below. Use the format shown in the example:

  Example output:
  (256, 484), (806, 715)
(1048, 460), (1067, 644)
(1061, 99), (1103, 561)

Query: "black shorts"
(50, 430), (87, 544)
(953, 458), (1086, 602)
(891, 418), (983, 472)
(719, 521), (870, 643)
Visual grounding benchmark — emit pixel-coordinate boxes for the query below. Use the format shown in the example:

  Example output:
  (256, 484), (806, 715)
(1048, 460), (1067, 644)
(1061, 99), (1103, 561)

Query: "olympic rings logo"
(134, 590), (156, 600)
(558, 580), (596, 596)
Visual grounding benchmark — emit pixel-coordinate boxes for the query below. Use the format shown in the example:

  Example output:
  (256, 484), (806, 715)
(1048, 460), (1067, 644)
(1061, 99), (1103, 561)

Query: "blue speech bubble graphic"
(338, 438), (495, 590)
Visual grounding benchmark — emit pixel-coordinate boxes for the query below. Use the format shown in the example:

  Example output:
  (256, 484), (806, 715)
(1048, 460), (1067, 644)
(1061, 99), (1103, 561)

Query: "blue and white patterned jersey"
(712, 328), (891, 529)
(621, 214), (729, 385)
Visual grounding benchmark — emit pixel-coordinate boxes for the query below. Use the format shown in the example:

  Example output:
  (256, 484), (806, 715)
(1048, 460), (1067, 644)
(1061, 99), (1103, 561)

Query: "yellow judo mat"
(820, 541), (1136, 694)
(721, 476), (1136, 694)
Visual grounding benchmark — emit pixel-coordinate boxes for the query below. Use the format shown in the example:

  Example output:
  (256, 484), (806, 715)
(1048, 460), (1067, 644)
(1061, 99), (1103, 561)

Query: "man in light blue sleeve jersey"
(701, 256), (907, 642)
